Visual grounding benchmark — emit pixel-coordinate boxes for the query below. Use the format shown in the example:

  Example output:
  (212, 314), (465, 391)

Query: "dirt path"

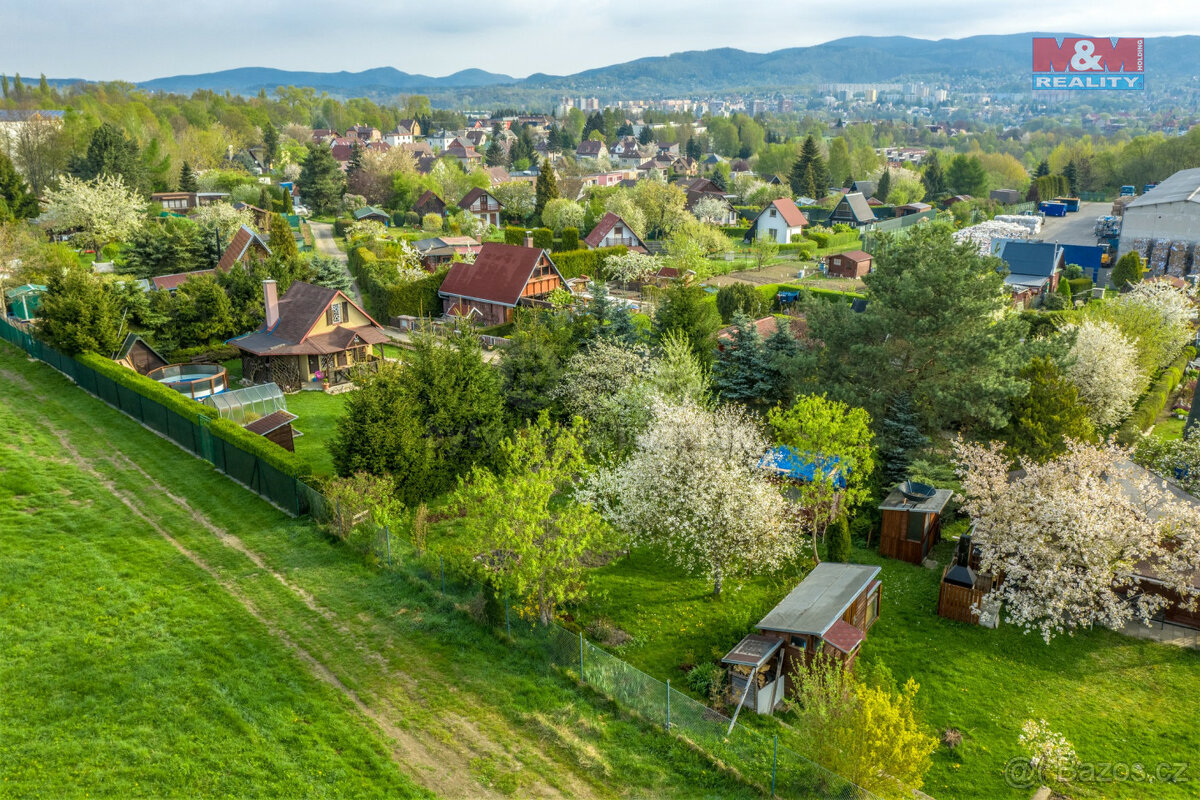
(309, 220), (364, 306)
(6, 368), (598, 800)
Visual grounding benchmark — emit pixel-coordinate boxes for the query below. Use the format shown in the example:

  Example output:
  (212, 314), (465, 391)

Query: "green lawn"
(0, 346), (761, 800)
(540, 534), (1200, 800)
(285, 389), (347, 479)
(1153, 415), (1187, 440)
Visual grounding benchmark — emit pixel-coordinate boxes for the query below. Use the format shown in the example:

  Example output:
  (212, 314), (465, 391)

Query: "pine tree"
(921, 151), (946, 198)
(1063, 160), (1079, 196)
(1109, 251), (1145, 289)
(638, 125), (654, 145)
(713, 312), (772, 406)
(876, 168), (892, 204)
(1034, 159), (1051, 178)
(534, 156), (559, 219)
(789, 135), (828, 197)
(878, 393), (930, 485)
(0, 150), (39, 221)
(298, 141), (347, 215)
(262, 121), (279, 169)
(827, 516), (852, 563)
(178, 161), (198, 192)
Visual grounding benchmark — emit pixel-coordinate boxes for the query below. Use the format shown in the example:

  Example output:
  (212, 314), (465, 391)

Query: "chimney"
(524, 230), (533, 248)
(263, 280), (279, 330)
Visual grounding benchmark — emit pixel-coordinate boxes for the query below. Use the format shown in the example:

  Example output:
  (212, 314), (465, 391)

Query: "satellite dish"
(899, 480), (936, 502)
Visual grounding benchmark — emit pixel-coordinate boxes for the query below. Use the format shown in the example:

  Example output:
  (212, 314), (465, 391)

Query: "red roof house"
(438, 242), (568, 326)
(583, 212), (647, 252)
(218, 225), (272, 272)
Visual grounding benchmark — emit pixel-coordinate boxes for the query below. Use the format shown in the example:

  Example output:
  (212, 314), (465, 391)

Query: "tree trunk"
(713, 567), (723, 597)
(811, 529), (822, 565)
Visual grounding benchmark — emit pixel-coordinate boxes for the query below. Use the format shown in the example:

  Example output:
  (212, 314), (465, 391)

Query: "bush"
(716, 283), (765, 323)
(685, 662), (725, 698)
(1117, 346), (1197, 444)
(755, 282), (864, 311)
(422, 213), (443, 232)
(532, 227), (554, 250)
(1067, 277), (1094, 297)
(721, 226), (751, 239)
(560, 227), (579, 251)
(333, 217), (355, 237)
(807, 228), (831, 248)
(827, 516), (852, 562)
(404, 211), (420, 227)
(504, 226), (525, 246)
(168, 343), (241, 364)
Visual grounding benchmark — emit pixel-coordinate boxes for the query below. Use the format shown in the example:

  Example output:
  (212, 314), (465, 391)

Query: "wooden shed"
(724, 563), (881, 716)
(879, 481), (953, 564)
(242, 410), (299, 452)
(825, 250), (873, 278)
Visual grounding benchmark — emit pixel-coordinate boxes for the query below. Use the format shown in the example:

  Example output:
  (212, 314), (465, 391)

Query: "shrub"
(551, 246), (627, 279)
(404, 211), (420, 227)
(1067, 277), (1094, 297)
(721, 226), (751, 239)
(827, 516), (852, 562)
(422, 213), (443, 232)
(504, 226), (525, 245)
(532, 227), (554, 250)
(333, 217), (355, 237)
(806, 228), (831, 248)
(1116, 346), (1197, 444)
(560, 227), (579, 251)
(685, 662), (725, 698)
(168, 343), (241, 364)
(716, 283), (764, 323)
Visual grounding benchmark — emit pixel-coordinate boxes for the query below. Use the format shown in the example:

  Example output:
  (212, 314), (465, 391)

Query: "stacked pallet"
(1148, 239), (1172, 275)
(1167, 241), (1192, 277)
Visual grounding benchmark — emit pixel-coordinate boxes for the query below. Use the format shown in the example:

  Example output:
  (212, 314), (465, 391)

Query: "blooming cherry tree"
(1064, 321), (1142, 429)
(604, 250), (661, 285)
(41, 174), (145, 253)
(953, 437), (1200, 642)
(583, 398), (797, 595)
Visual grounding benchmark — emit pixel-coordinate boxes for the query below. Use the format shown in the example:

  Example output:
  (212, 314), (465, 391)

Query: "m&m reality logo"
(1032, 37), (1144, 90)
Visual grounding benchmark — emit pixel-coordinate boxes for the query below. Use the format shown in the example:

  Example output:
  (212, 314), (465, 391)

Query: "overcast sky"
(2, 0), (1199, 82)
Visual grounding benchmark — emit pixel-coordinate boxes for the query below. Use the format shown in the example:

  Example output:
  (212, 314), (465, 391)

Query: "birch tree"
(953, 437), (1200, 642)
(583, 399), (796, 595)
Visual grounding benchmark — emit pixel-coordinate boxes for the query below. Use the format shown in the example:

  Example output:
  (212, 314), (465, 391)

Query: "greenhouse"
(203, 382), (287, 424)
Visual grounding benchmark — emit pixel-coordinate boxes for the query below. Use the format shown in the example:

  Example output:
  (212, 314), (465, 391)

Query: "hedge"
(75, 352), (310, 477)
(347, 243), (449, 319)
(551, 246), (627, 279)
(755, 282), (865, 311)
(532, 227), (554, 250)
(1067, 277), (1094, 297)
(722, 226), (751, 239)
(333, 217), (355, 237)
(504, 226), (525, 245)
(560, 227), (579, 251)
(169, 343), (241, 364)
(1117, 346), (1197, 444)
(805, 229), (860, 250)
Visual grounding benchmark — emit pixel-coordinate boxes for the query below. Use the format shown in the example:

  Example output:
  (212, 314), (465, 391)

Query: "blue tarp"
(760, 445), (847, 488)
(777, 291), (800, 304)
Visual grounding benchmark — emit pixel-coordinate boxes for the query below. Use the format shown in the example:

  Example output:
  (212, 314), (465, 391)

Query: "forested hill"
(133, 34), (1200, 99)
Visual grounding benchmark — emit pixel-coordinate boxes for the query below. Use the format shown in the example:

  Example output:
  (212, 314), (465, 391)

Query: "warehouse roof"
(1125, 168), (1200, 208)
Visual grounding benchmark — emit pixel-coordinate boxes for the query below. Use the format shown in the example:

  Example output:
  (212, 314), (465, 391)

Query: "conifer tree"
(0, 150), (39, 221)
(876, 167), (892, 204)
(921, 151), (946, 197)
(638, 125), (655, 145)
(262, 121), (279, 169)
(1063, 160), (1078, 196)
(268, 213), (299, 262)
(178, 161), (198, 192)
(878, 393), (929, 485)
(1109, 251), (1145, 289)
(827, 515), (852, 563)
(789, 135), (828, 197)
(713, 312), (772, 406)
(1034, 159), (1051, 178)
(534, 156), (559, 219)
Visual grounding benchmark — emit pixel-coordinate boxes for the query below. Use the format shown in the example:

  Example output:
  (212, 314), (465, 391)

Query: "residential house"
(992, 239), (1064, 306)
(656, 142), (680, 158)
(149, 224), (272, 294)
(580, 171), (627, 190)
(458, 187), (503, 229)
(353, 206), (392, 226)
(427, 130), (458, 151)
(825, 250), (873, 279)
(438, 242), (568, 326)
(150, 191), (230, 211)
(609, 136), (641, 157)
(347, 124), (381, 143)
(575, 140), (607, 161)
(311, 129), (340, 143)
(685, 190), (739, 226)
(583, 212), (647, 252)
(230, 280), (388, 392)
(0, 109), (64, 151)
(484, 166), (512, 187)
(384, 120), (420, 146)
(848, 179), (877, 199)
(413, 190), (447, 219)
(722, 563), (882, 713)
(465, 130), (488, 149)
(413, 236), (483, 270)
(827, 192), (877, 228)
(746, 198), (809, 243)
(443, 138), (483, 169)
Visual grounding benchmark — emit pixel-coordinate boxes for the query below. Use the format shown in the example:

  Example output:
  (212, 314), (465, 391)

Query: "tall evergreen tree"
(876, 168), (892, 204)
(1109, 251), (1145, 289)
(298, 141), (347, 215)
(268, 213), (300, 262)
(35, 270), (120, 356)
(70, 122), (146, 193)
(178, 161), (198, 192)
(762, 320), (800, 408)
(877, 393), (929, 485)
(713, 312), (772, 406)
(534, 156), (559, 219)
(789, 135), (828, 197)
(921, 151), (946, 198)
(827, 515), (852, 563)
(485, 137), (506, 166)
(0, 150), (39, 221)
(1005, 357), (1096, 463)
(262, 121), (279, 169)
(638, 124), (654, 145)
(1063, 160), (1079, 196)
(653, 282), (722, 366)
(1, 74), (8, 99)
(1034, 159), (1051, 178)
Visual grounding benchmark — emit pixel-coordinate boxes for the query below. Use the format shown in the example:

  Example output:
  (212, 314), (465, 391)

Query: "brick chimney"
(524, 230), (533, 248)
(263, 279), (279, 330)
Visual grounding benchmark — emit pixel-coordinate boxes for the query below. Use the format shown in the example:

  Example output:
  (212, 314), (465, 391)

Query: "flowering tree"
(540, 198), (584, 233)
(602, 191), (648, 239)
(604, 250), (661, 285)
(691, 195), (729, 225)
(346, 219), (386, 244)
(1019, 719), (1077, 784)
(452, 414), (607, 624)
(1064, 321), (1142, 429)
(491, 181), (535, 221)
(556, 340), (652, 457)
(192, 202), (255, 243)
(1086, 282), (1195, 378)
(41, 175), (145, 253)
(953, 437), (1200, 642)
(1134, 435), (1200, 495)
(583, 399), (796, 595)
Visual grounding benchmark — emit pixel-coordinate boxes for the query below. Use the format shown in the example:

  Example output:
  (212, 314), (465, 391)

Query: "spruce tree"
(878, 393), (929, 485)
(262, 121), (279, 169)
(534, 156), (559, 219)
(713, 312), (772, 406)
(1110, 251), (1145, 289)
(312, 255), (353, 292)
(298, 141), (347, 215)
(485, 137), (506, 166)
(921, 151), (946, 198)
(1034, 159), (1051, 178)
(1063, 160), (1078, 196)
(827, 516), (852, 563)
(178, 161), (198, 192)
(789, 135), (828, 197)
(762, 320), (799, 407)
(71, 122), (146, 193)
(1005, 357), (1096, 463)
(638, 125), (654, 145)
(0, 150), (39, 221)
(876, 168), (892, 204)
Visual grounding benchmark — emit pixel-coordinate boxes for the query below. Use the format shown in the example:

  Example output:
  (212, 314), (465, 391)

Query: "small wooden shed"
(825, 250), (873, 278)
(242, 410), (299, 452)
(879, 481), (953, 564)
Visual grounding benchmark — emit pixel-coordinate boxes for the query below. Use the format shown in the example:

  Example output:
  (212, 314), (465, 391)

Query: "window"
(789, 635), (807, 649)
(329, 302), (343, 324)
(769, 209), (777, 218)
(906, 511), (927, 542)
(866, 587), (880, 627)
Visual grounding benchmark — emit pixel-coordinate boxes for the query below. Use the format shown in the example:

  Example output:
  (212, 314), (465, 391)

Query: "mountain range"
(133, 34), (1199, 101)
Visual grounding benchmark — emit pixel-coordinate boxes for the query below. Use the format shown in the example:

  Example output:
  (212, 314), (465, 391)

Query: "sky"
(3, 0), (1200, 82)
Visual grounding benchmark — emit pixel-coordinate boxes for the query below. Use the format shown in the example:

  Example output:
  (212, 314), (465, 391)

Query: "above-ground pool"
(147, 363), (228, 399)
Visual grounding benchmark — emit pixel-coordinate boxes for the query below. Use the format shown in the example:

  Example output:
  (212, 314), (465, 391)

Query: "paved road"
(1035, 200), (1110, 247)
(308, 221), (364, 306)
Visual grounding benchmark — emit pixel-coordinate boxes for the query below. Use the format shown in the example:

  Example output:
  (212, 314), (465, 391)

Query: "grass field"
(547, 532), (1200, 800)
(0, 346), (762, 800)
(286, 390), (346, 478)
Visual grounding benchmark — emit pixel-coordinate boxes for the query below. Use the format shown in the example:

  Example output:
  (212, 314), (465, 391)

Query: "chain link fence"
(3, 317), (876, 799)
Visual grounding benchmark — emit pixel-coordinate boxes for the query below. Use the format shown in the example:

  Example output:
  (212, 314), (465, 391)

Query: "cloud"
(1, 0), (1198, 81)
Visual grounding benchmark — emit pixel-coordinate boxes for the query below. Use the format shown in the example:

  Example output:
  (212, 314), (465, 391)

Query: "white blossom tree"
(40, 174), (145, 253)
(583, 399), (797, 595)
(604, 250), (661, 286)
(556, 340), (653, 456)
(540, 198), (585, 233)
(1063, 320), (1143, 429)
(691, 195), (730, 225)
(192, 202), (255, 243)
(346, 219), (386, 244)
(491, 182), (535, 220)
(953, 437), (1200, 642)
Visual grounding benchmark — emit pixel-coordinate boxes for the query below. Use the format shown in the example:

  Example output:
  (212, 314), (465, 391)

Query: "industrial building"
(1118, 168), (1200, 277)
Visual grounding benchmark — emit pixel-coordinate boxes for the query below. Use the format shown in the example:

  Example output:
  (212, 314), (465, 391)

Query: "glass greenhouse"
(203, 382), (287, 424)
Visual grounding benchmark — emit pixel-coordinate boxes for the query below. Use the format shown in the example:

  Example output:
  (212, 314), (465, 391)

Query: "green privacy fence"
(3, 316), (877, 798)
(0, 318), (312, 516)
(344, 510), (879, 800)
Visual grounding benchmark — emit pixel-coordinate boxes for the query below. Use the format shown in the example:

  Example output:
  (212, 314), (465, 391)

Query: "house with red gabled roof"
(414, 190), (447, 219)
(443, 138), (482, 168)
(583, 212), (647, 252)
(575, 139), (607, 160)
(229, 280), (389, 392)
(218, 225), (272, 272)
(746, 198), (809, 244)
(438, 241), (568, 326)
(458, 187), (503, 229)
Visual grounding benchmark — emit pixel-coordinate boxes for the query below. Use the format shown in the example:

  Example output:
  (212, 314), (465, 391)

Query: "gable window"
(329, 302), (343, 324)
(769, 209), (777, 218)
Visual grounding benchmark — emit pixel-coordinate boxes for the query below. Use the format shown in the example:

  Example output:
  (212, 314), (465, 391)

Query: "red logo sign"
(1032, 37), (1143, 73)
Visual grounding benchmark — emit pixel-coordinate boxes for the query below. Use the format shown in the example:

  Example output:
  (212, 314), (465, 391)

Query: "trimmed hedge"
(75, 352), (311, 477)
(755, 282), (865, 311)
(1117, 346), (1197, 444)
(551, 246), (627, 279)
(532, 227), (554, 250)
(722, 226), (751, 239)
(504, 226), (525, 245)
(348, 243), (449, 319)
(805, 228), (860, 250)
(560, 227), (579, 251)
(1067, 277), (1094, 297)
